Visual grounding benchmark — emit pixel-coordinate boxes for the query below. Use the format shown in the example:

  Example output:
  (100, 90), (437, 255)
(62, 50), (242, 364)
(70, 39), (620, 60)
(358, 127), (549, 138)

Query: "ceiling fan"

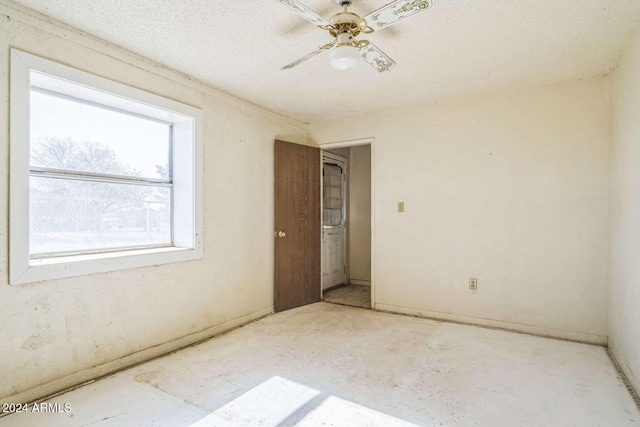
(276, 0), (434, 72)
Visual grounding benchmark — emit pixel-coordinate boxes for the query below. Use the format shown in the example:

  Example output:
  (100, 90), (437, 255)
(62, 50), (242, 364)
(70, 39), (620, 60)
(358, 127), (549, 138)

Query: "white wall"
(610, 25), (640, 395)
(349, 145), (371, 283)
(0, 3), (308, 403)
(311, 79), (611, 344)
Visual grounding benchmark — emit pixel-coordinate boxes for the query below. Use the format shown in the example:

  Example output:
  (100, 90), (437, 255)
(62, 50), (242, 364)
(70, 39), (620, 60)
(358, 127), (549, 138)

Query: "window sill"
(11, 245), (202, 285)
(30, 246), (191, 265)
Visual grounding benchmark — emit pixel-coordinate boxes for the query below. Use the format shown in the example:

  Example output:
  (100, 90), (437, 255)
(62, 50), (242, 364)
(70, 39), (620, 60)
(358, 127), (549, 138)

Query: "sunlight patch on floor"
(189, 376), (417, 427)
(296, 395), (418, 426)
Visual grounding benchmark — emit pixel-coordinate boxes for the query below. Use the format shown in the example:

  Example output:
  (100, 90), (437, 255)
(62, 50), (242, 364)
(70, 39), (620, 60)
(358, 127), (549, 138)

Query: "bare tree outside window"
(30, 137), (171, 255)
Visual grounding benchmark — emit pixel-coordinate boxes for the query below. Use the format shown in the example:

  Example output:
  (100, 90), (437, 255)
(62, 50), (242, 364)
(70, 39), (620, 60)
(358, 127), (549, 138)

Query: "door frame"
(319, 137), (375, 308)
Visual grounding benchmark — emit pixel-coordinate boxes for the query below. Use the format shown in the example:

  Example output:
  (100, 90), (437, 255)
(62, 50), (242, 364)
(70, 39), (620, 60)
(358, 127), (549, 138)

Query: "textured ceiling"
(12, 0), (640, 122)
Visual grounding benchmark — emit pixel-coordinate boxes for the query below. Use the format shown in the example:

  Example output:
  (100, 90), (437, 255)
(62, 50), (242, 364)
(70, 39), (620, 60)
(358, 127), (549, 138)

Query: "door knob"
(275, 231), (286, 238)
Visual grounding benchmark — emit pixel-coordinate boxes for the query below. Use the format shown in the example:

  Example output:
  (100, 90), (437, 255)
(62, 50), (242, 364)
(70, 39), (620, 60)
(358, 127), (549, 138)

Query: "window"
(323, 162), (345, 228)
(10, 50), (203, 284)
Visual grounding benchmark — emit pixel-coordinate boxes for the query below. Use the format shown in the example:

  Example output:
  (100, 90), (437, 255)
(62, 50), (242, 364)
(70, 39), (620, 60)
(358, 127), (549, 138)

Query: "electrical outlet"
(469, 278), (478, 290)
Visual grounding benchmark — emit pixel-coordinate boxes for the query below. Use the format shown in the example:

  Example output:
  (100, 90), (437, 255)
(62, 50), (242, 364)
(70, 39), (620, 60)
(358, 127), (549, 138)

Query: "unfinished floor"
(1, 303), (638, 427)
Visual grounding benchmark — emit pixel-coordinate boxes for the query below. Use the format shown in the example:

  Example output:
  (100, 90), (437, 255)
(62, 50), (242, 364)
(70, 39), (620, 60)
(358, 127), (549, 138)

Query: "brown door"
(274, 140), (321, 312)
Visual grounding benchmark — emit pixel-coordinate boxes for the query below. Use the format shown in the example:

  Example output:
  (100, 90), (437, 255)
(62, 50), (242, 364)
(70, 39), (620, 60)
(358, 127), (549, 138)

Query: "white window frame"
(9, 49), (203, 285)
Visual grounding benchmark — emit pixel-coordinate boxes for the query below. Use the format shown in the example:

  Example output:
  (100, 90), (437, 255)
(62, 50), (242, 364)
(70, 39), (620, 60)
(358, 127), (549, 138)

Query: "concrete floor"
(324, 284), (371, 308)
(1, 303), (638, 426)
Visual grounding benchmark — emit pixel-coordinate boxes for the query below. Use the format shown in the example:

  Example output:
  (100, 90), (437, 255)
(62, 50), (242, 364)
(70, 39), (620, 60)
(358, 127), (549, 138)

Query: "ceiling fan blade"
(281, 41), (336, 70)
(360, 42), (396, 73)
(363, 0), (434, 31)
(275, 0), (331, 28)
(280, 3), (335, 36)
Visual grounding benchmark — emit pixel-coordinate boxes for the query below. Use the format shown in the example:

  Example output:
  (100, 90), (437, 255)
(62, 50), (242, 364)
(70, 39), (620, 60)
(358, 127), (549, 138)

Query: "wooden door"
(274, 140), (321, 312)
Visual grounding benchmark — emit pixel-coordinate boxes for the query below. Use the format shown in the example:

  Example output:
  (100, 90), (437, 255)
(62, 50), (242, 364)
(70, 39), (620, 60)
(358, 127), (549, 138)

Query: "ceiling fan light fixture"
(330, 32), (360, 72)
(330, 45), (360, 70)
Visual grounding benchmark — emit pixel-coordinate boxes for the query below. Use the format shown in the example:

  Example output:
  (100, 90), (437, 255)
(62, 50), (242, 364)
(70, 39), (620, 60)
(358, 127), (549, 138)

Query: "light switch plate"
(398, 202), (405, 213)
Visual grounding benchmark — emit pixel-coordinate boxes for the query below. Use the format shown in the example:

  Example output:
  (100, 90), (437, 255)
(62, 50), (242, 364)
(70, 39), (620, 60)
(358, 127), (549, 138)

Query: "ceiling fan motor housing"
(328, 11), (364, 38)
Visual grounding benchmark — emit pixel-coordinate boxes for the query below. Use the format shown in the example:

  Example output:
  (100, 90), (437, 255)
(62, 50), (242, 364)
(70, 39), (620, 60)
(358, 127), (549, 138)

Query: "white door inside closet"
(322, 153), (347, 290)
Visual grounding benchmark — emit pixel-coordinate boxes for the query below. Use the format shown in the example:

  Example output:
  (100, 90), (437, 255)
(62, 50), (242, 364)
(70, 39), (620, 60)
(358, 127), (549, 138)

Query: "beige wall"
(0, 4), (308, 403)
(349, 145), (371, 283)
(610, 25), (640, 395)
(311, 78), (611, 344)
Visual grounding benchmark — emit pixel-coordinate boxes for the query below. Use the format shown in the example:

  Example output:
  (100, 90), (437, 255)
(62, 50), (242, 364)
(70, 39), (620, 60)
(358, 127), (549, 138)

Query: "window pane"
(30, 89), (170, 180)
(30, 177), (171, 255)
(323, 164), (343, 227)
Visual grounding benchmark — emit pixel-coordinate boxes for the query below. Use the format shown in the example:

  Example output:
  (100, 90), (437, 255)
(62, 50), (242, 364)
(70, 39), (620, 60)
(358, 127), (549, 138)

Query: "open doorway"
(321, 141), (373, 309)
